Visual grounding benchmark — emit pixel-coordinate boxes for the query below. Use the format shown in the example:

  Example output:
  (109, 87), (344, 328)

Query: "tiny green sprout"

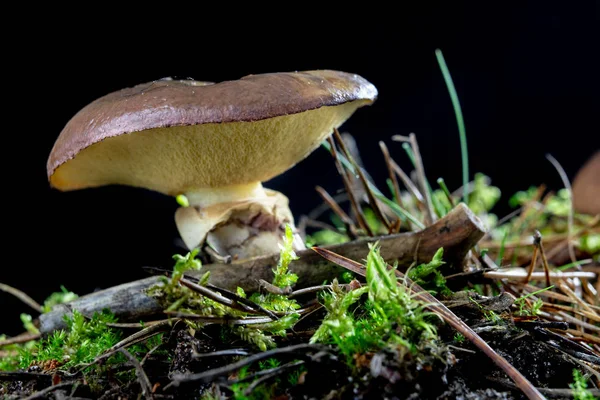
(580, 234), (600, 255)
(570, 369), (595, 400)
(469, 297), (502, 323)
(171, 248), (202, 283)
(304, 229), (349, 248)
(249, 224), (301, 312)
(175, 194), (190, 207)
(273, 225), (299, 289)
(407, 248), (451, 296)
(513, 285), (554, 316)
(42, 286), (78, 313)
(340, 271), (355, 283)
(468, 173), (501, 215)
(436, 177), (454, 207)
(453, 333), (466, 344)
(20, 313), (40, 335)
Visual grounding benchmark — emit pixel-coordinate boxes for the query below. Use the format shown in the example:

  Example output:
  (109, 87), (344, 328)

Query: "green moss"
(407, 247), (451, 296)
(311, 244), (440, 364)
(570, 369), (595, 400)
(42, 286), (78, 313)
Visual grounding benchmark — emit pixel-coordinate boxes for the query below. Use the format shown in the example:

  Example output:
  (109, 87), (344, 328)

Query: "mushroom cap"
(48, 70), (377, 195)
(572, 151), (600, 215)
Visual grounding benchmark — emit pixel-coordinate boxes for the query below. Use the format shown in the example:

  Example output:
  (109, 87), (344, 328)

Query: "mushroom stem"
(184, 182), (267, 208)
(175, 186), (305, 260)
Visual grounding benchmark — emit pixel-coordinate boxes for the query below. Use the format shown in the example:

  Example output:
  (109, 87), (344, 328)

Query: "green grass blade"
(435, 49), (469, 204)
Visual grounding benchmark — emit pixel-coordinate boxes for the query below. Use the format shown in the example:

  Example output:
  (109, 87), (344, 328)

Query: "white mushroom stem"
(175, 183), (305, 260)
(185, 182), (268, 208)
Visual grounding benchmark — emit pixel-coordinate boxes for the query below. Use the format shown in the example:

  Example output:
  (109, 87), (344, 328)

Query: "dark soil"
(1, 303), (588, 400)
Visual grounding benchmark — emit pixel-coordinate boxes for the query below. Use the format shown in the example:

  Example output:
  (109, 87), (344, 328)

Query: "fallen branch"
(39, 203), (484, 334)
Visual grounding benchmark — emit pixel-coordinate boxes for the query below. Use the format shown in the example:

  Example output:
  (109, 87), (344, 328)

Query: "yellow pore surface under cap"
(51, 101), (367, 195)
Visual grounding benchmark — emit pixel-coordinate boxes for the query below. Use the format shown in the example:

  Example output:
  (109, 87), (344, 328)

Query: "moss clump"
(311, 244), (442, 363)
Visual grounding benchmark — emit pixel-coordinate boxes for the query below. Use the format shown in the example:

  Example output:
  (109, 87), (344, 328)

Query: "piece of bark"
(39, 203), (485, 334)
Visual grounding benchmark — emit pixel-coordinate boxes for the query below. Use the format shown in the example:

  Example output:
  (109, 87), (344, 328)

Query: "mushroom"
(47, 71), (377, 260)
(572, 150), (600, 215)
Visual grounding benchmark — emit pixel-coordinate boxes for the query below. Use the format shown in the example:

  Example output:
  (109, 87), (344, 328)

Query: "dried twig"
(22, 382), (78, 400)
(484, 269), (595, 281)
(119, 348), (153, 400)
(167, 343), (325, 388)
(0, 332), (40, 347)
(0, 282), (42, 313)
(327, 135), (373, 236)
(315, 185), (358, 238)
(379, 141), (406, 231)
(546, 154), (578, 266)
(332, 129), (391, 231)
(242, 360), (305, 395)
(408, 133), (436, 224)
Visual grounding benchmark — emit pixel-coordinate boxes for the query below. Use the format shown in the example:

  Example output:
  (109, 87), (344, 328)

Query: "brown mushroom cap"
(48, 70), (377, 195)
(572, 150), (600, 215)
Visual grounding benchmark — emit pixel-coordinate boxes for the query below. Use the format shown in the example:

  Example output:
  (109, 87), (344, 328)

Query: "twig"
(541, 303), (600, 323)
(0, 371), (52, 383)
(408, 133), (436, 224)
(546, 154), (578, 266)
(243, 360), (305, 395)
(140, 343), (164, 366)
(524, 232), (540, 285)
(106, 320), (168, 329)
(192, 348), (250, 359)
(119, 348), (153, 400)
(487, 376), (600, 398)
(0, 332), (40, 347)
(164, 313), (273, 325)
(390, 159), (424, 203)
(22, 382), (77, 400)
(289, 283), (355, 298)
(322, 140), (425, 228)
(534, 231), (552, 289)
(561, 329), (600, 346)
(556, 280), (598, 316)
(532, 327), (600, 365)
(327, 136), (373, 236)
(315, 186), (358, 239)
(166, 343), (325, 388)
(484, 269), (595, 281)
(380, 141), (406, 231)
(311, 246), (545, 400)
(95, 320), (173, 363)
(333, 129), (391, 231)
(0, 282), (42, 313)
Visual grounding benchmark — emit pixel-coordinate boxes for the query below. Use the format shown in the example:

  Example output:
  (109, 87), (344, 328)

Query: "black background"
(1, 3), (598, 335)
